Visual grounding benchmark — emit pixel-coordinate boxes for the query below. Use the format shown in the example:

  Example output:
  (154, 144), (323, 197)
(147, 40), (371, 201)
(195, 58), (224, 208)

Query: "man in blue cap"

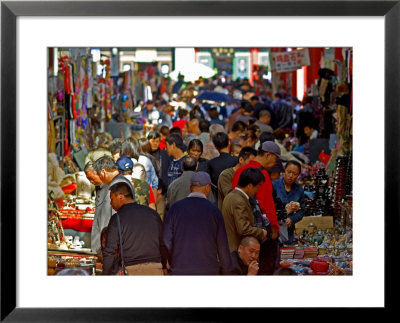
(163, 172), (232, 275)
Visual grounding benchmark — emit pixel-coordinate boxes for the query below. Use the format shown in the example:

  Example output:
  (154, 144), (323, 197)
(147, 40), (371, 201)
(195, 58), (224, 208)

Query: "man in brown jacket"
(222, 167), (267, 252)
(217, 147), (256, 210)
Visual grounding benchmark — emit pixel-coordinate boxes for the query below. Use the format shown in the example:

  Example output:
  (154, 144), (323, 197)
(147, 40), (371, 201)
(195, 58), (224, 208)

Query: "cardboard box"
(295, 216), (334, 235)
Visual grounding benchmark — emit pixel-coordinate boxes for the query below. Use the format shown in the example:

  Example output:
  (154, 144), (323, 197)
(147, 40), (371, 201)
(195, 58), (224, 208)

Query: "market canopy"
(169, 63), (217, 82)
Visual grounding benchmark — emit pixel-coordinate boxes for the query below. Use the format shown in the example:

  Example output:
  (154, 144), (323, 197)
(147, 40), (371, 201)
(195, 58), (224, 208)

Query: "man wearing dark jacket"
(208, 132), (238, 201)
(102, 175), (168, 275)
(230, 236), (260, 275)
(163, 172), (232, 275)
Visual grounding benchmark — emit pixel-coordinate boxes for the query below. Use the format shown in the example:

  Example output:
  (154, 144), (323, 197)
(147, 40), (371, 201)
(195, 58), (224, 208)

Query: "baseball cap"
(260, 141), (281, 157)
(190, 172), (216, 187)
(116, 156), (133, 172)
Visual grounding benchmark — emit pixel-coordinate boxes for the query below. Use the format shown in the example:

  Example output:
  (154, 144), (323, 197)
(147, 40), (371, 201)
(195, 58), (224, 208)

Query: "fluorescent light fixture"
(120, 55), (135, 62)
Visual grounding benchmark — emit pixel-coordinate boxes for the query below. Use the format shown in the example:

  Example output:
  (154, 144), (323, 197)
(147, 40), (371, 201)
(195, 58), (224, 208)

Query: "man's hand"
(271, 226), (279, 240)
(285, 203), (292, 214)
(285, 218), (293, 227)
(247, 260), (259, 275)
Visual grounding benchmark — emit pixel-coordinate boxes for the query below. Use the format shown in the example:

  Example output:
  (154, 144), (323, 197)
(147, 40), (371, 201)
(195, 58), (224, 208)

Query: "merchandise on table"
(48, 250), (97, 275)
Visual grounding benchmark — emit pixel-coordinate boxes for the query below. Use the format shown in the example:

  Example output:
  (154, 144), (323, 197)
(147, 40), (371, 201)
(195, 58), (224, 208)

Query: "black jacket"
(208, 153), (238, 187)
(102, 202), (168, 275)
(230, 250), (248, 275)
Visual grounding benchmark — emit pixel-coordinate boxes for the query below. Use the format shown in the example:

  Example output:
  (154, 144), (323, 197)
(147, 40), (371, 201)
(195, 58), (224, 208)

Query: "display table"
(48, 248), (97, 275)
(295, 216), (334, 235)
(59, 201), (94, 233)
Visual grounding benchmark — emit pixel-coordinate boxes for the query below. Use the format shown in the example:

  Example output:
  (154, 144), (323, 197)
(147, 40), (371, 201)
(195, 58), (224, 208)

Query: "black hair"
(274, 92), (283, 99)
(231, 120), (247, 133)
(212, 132), (229, 150)
(121, 139), (140, 160)
(302, 96), (314, 105)
(108, 138), (123, 156)
(178, 108), (188, 119)
(93, 156), (118, 174)
(109, 182), (134, 200)
(285, 160), (302, 173)
(259, 131), (275, 144)
(240, 100), (250, 109)
(147, 131), (161, 140)
(169, 127), (182, 136)
(165, 133), (184, 151)
(250, 95), (259, 102)
(208, 107), (219, 120)
(188, 139), (204, 154)
(138, 137), (153, 158)
(238, 147), (257, 161)
(182, 156), (198, 171)
(199, 120), (211, 133)
(237, 167), (265, 187)
(159, 125), (170, 137)
(273, 128), (286, 141)
(274, 267), (297, 275)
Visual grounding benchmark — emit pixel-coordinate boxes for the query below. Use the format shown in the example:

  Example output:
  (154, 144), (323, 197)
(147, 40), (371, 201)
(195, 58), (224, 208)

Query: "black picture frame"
(1, 0), (397, 321)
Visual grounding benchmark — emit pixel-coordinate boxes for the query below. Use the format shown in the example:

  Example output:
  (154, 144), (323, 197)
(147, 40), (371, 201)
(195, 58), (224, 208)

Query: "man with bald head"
(230, 236), (261, 275)
(163, 172), (232, 275)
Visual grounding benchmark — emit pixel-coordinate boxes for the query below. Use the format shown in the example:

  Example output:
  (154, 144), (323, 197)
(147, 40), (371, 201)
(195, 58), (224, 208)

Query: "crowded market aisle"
(47, 47), (352, 276)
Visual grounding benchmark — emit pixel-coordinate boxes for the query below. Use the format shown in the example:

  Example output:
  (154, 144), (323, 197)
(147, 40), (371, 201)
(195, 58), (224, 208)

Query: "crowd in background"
(84, 74), (321, 276)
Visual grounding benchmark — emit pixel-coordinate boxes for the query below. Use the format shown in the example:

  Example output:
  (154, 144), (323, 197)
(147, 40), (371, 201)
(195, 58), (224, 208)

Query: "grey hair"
(209, 124), (225, 137)
(131, 163), (147, 181)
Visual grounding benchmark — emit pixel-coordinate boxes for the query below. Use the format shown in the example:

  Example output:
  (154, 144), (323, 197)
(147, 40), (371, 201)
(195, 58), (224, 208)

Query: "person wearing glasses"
(272, 160), (305, 246)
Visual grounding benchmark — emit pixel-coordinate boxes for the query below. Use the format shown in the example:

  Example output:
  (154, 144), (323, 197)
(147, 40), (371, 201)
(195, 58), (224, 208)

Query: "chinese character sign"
(270, 49), (310, 73)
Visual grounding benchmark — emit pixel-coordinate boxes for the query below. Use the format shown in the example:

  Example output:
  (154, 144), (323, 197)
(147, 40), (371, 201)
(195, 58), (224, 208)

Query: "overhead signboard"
(270, 49), (310, 73)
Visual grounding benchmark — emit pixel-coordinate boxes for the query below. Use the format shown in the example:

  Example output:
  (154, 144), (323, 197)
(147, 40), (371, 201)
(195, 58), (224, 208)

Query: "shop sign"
(270, 49), (310, 73)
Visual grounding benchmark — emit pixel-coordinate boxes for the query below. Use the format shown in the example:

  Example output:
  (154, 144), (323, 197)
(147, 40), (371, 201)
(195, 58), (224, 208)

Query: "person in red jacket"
(232, 140), (281, 275)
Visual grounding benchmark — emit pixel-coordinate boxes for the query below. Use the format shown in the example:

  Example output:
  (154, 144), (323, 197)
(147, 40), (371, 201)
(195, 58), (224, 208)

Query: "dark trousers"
(258, 238), (279, 275)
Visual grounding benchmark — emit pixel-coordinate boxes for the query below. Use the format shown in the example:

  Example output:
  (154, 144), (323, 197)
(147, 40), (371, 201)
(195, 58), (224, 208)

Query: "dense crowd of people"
(84, 74), (321, 276)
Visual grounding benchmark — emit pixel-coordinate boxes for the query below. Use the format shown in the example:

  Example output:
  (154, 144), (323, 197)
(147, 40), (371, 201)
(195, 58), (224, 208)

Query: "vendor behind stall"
(272, 160), (305, 245)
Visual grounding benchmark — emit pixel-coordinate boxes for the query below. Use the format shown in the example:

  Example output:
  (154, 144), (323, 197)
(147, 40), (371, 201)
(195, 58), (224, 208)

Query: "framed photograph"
(1, 0), (396, 320)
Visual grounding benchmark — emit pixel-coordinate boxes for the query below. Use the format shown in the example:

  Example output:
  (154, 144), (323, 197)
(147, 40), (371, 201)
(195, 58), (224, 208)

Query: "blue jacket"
(163, 195), (232, 275)
(272, 177), (305, 224)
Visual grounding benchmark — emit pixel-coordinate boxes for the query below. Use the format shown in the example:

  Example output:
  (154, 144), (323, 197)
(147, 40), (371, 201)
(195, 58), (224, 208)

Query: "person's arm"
(231, 201), (265, 241)
(148, 184), (156, 210)
(102, 216), (119, 275)
(257, 179), (279, 238)
(90, 217), (101, 255)
(141, 156), (159, 189)
(162, 206), (174, 264)
(231, 167), (241, 190)
(157, 214), (169, 271)
(288, 189), (305, 224)
(215, 212), (233, 275)
(219, 171), (233, 199)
